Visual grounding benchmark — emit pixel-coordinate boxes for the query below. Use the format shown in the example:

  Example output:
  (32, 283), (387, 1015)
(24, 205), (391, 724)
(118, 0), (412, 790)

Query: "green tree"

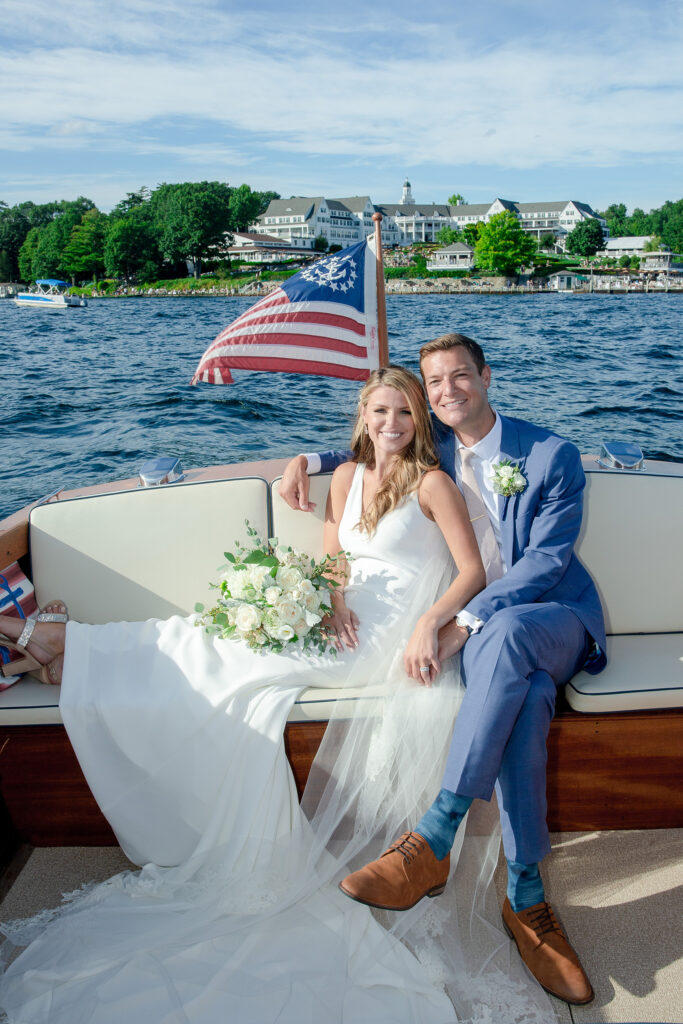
(599, 203), (628, 237)
(229, 185), (280, 232)
(150, 182), (233, 277)
(0, 248), (12, 281)
(313, 234), (329, 252)
(104, 207), (162, 281)
(618, 255), (632, 269)
(436, 225), (463, 246)
(462, 221), (485, 247)
(61, 209), (107, 282)
(643, 235), (663, 252)
(448, 193), (466, 207)
(564, 219), (604, 257)
(18, 226), (41, 282)
(474, 211), (536, 276)
(539, 233), (556, 251)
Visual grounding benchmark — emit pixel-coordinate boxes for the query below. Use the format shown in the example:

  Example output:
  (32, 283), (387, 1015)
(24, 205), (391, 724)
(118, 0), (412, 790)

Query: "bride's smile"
(361, 385), (416, 459)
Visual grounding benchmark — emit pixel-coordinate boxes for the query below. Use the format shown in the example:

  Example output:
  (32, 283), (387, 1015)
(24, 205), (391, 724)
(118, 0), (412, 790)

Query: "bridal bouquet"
(195, 523), (346, 656)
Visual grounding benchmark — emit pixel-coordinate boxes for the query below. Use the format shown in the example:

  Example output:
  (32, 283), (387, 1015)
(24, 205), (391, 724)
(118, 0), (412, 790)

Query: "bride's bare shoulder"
(328, 461), (358, 510)
(419, 468), (458, 496)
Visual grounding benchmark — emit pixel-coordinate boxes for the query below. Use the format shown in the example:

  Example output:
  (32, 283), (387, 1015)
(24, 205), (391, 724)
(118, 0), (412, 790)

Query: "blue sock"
(506, 859), (545, 911)
(415, 789), (473, 861)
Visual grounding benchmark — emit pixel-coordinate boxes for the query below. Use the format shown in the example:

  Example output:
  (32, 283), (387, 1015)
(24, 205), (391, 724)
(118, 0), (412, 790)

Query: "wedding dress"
(0, 466), (555, 1024)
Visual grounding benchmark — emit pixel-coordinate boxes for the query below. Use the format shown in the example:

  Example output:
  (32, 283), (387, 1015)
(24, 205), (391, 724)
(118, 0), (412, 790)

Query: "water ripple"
(1, 293), (681, 519)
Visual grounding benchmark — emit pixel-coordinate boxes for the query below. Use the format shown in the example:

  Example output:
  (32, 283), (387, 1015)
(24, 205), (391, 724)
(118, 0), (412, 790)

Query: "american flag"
(190, 237), (381, 384)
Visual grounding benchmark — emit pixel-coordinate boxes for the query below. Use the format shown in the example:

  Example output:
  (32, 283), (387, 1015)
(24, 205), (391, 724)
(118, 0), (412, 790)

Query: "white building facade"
(250, 185), (607, 251)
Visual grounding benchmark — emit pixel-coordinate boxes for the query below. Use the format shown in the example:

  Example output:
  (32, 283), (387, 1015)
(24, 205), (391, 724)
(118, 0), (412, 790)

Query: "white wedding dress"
(0, 466), (555, 1024)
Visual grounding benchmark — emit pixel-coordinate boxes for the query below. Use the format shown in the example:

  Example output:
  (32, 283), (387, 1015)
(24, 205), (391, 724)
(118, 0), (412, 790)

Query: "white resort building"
(249, 182), (608, 252)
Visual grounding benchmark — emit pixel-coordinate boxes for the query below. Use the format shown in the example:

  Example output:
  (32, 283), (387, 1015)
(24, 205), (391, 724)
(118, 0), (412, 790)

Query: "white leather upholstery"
(270, 474), (332, 557)
(576, 472), (683, 634)
(2, 469), (681, 724)
(566, 634), (683, 712)
(29, 478), (269, 624)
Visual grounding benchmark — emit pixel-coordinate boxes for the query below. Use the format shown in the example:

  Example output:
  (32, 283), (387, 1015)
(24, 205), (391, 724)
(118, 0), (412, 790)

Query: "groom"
(278, 333), (606, 1005)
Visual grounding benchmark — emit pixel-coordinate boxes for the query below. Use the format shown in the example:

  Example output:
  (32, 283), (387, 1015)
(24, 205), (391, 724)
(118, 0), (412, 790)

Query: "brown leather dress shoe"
(339, 832), (449, 911)
(502, 897), (594, 1005)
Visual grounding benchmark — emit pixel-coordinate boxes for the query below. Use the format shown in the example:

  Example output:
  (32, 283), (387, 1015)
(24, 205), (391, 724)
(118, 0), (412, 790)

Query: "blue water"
(2, 293), (682, 521)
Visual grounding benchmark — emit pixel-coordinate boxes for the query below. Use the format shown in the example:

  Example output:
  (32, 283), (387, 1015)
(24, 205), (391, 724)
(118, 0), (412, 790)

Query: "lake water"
(1, 293), (682, 521)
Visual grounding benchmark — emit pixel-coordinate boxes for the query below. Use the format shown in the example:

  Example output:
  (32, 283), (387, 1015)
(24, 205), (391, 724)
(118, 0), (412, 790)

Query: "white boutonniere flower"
(492, 459), (527, 497)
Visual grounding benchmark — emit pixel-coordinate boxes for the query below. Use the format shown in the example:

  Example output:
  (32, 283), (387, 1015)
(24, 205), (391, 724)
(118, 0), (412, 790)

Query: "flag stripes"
(190, 237), (380, 385)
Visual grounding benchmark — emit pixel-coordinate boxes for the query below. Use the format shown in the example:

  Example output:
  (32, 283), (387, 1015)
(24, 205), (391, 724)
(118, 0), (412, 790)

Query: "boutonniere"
(492, 459), (527, 497)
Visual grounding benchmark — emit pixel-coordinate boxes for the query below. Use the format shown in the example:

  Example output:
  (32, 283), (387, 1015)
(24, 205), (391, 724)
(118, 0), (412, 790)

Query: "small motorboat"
(13, 279), (87, 308)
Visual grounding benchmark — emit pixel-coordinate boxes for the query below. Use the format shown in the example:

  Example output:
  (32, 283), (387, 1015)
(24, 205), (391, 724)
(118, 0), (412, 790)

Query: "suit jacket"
(317, 412), (607, 674)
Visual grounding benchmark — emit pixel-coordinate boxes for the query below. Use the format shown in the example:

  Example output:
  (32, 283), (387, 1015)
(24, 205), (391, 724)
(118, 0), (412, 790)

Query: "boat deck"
(1, 829), (681, 1023)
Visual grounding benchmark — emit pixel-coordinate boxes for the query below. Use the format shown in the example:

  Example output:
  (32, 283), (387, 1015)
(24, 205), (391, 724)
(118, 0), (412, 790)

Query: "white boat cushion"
(575, 471), (683, 635)
(29, 478), (269, 624)
(271, 470), (683, 636)
(565, 634), (683, 712)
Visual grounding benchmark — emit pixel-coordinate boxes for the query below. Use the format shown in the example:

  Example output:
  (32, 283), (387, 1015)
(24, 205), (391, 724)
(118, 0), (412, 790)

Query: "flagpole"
(372, 213), (389, 368)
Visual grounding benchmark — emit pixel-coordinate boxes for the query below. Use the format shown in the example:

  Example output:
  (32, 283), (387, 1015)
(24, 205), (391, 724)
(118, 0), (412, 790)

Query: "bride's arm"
(321, 463), (360, 652)
(404, 471), (485, 685)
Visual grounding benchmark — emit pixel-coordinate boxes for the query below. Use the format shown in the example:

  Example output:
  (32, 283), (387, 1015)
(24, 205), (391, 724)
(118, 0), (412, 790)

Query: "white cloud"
(1, 0), (682, 205)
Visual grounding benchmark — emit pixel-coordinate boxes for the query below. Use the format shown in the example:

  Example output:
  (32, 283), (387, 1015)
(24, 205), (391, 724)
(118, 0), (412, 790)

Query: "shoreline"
(77, 286), (683, 298)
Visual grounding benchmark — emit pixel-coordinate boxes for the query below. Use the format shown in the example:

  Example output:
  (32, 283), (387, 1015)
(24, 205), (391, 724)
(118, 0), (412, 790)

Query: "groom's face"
(422, 348), (492, 441)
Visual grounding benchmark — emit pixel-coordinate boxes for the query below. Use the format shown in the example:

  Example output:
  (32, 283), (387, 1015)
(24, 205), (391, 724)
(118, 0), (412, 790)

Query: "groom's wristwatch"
(455, 615), (473, 638)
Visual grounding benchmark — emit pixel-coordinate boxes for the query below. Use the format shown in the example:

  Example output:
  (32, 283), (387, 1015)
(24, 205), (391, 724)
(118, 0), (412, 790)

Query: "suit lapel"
(498, 416), (527, 567)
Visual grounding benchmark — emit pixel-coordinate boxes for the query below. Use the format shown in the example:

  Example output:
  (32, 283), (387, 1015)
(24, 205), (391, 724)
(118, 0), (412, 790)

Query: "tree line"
(0, 183), (279, 284)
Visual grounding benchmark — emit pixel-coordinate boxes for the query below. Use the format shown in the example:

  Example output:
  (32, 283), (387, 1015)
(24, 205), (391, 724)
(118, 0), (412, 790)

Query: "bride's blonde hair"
(350, 365), (438, 535)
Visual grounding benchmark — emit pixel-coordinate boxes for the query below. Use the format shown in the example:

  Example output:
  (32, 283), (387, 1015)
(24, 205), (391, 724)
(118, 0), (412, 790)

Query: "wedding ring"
(419, 665), (430, 672)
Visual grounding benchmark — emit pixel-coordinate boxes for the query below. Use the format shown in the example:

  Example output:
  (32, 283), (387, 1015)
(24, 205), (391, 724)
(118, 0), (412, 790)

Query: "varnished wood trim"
(1, 709), (681, 846)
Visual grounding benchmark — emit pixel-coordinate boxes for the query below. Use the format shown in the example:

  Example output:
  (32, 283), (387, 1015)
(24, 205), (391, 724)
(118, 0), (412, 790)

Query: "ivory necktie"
(459, 448), (504, 584)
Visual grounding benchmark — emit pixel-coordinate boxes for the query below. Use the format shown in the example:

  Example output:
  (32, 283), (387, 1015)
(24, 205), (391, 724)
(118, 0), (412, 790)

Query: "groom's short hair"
(419, 333), (486, 376)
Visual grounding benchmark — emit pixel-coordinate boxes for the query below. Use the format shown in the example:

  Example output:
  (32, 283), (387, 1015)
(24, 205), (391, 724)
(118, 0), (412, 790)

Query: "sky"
(2, 0), (682, 215)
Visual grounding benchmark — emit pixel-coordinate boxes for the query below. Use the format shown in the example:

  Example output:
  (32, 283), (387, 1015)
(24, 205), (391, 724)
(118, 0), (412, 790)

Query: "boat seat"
(1, 466), (682, 728)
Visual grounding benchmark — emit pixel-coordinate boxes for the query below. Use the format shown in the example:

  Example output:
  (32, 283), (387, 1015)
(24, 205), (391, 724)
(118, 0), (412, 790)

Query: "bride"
(0, 367), (556, 1024)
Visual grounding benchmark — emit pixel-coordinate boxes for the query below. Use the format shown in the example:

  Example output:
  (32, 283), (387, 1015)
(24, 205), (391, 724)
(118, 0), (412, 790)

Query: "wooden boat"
(1, 451), (681, 849)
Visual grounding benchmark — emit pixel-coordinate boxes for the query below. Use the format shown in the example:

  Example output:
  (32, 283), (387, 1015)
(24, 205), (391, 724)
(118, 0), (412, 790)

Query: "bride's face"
(362, 385), (416, 456)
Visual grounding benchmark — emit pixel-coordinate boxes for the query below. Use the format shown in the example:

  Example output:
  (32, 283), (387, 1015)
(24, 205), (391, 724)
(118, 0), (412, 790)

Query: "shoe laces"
(527, 902), (563, 939)
(386, 832), (426, 864)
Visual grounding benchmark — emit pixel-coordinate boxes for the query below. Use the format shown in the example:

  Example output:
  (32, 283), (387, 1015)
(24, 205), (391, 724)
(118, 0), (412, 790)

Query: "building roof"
(604, 236), (655, 250)
(333, 196), (372, 210)
(233, 232), (287, 245)
(437, 243), (474, 253)
(449, 203), (492, 217)
(258, 197), (323, 220)
(376, 203), (451, 217)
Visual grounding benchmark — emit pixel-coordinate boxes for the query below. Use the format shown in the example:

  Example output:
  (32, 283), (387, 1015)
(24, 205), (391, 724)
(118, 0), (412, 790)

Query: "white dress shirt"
(455, 412), (507, 634)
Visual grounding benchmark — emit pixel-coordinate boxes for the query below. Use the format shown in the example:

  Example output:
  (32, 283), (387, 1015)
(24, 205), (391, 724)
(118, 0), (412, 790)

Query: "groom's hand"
(279, 455), (317, 511)
(437, 620), (470, 663)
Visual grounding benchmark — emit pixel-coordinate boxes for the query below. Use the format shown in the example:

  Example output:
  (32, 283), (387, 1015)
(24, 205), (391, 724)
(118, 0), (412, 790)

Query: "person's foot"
(39, 599), (68, 620)
(502, 898), (594, 1005)
(0, 614), (66, 667)
(339, 832), (449, 911)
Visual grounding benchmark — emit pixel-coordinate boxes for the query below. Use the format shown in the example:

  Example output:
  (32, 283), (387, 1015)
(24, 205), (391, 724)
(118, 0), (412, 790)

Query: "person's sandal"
(36, 600), (69, 624)
(0, 613), (65, 685)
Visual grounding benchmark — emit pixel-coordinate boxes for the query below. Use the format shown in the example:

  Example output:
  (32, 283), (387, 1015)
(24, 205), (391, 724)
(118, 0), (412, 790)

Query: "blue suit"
(317, 413), (606, 863)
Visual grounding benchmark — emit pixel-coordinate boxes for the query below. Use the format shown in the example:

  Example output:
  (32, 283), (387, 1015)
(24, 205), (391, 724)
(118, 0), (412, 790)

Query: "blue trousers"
(442, 603), (589, 865)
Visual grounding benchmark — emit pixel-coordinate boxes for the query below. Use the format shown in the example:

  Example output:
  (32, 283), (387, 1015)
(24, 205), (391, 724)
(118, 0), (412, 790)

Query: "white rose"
(264, 585), (283, 604)
(246, 564), (271, 590)
(277, 566), (304, 592)
(497, 465), (515, 482)
(235, 604), (261, 632)
(293, 617), (310, 636)
(295, 578), (315, 596)
(512, 472), (526, 489)
(303, 592), (322, 614)
(276, 624), (295, 641)
(304, 609), (321, 627)
(275, 599), (300, 624)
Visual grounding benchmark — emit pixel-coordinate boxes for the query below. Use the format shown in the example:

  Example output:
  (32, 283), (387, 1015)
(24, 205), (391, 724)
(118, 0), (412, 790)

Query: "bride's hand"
(404, 615), (440, 687)
(323, 597), (359, 652)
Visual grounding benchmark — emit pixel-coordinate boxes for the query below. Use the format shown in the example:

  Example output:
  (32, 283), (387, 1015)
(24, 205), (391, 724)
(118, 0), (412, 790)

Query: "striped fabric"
(0, 561), (39, 689)
(191, 237), (380, 384)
